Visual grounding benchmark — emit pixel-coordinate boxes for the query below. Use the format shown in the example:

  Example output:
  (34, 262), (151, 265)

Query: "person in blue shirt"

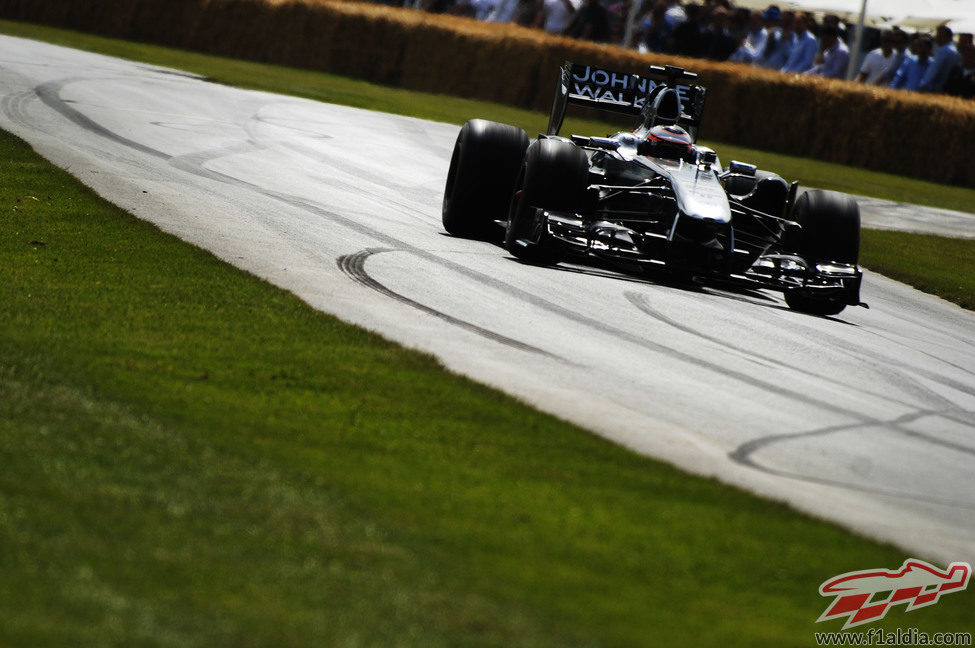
(759, 9), (795, 70)
(890, 36), (934, 91)
(639, 1), (673, 53)
(920, 25), (963, 93)
(781, 12), (818, 73)
(729, 9), (768, 63)
(804, 26), (849, 78)
(882, 28), (911, 85)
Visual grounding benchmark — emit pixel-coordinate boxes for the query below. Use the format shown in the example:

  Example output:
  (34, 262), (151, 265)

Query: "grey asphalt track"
(1, 35), (973, 565)
(857, 196), (975, 239)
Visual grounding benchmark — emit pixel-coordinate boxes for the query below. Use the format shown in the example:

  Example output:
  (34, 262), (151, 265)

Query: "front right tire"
(442, 119), (530, 240)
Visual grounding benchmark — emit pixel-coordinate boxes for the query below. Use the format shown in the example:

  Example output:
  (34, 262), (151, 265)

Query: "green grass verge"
(2, 108), (972, 645)
(861, 230), (975, 310)
(2, 18), (975, 214)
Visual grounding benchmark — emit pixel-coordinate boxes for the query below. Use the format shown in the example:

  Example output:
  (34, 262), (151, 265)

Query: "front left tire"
(785, 189), (861, 316)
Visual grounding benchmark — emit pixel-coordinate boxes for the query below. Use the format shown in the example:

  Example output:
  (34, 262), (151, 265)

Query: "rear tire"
(442, 120), (529, 241)
(504, 138), (589, 265)
(786, 190), (861, 316)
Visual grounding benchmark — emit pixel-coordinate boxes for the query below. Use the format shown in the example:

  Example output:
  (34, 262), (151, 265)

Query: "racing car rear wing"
(547, 62), (707, 141)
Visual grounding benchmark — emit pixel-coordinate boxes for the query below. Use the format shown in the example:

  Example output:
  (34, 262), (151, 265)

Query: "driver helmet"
(644, 124), (693, 160)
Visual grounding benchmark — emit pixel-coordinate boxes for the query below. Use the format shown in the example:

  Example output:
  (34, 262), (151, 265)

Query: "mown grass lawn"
(861, 230), (975, 310)
(2, 112), (972, 646)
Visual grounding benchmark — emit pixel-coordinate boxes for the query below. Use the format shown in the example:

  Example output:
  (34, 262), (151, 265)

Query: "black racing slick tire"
(792, 189), (860, 264)
(442, 119), (530, 240)
(504, 138), (589, 265)
(785, 189), (861, 316)
(784, 290), (848, 316)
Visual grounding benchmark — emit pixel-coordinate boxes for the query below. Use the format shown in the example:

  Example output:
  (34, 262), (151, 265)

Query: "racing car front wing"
(535, 207), (863, 305)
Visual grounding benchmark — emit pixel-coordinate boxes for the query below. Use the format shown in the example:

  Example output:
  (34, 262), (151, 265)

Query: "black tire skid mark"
(763, 293), (975, 397)
(168, 142), (268, 180)
(248, 99), (453, 160)
(135, 65), (207, 82)
(857, 324), (975, 381)
(35, 79), (167, 161)
(625, 290), (966, 412)
(246, 114), (336, 140)
(0, 88), (40, 132)
(242, 106), (443, 216)
(337, 248), (559, 359)
(728, 409), (975, 510)
(861, 278), (975, 353)
(624, 288), (975, 500)
(148, 118), (245, 136)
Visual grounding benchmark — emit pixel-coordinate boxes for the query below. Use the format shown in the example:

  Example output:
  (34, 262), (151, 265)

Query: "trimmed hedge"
(2, 0), (973, 187)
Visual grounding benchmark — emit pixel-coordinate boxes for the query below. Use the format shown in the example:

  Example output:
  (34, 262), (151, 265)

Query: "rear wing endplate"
(547, 62), (707, 141)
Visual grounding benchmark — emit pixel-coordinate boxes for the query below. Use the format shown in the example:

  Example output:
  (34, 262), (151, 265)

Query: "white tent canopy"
(728, 0), (975, 33)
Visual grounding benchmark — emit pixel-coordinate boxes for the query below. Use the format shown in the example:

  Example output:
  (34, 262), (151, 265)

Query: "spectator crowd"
(399, 0), (975, 98)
